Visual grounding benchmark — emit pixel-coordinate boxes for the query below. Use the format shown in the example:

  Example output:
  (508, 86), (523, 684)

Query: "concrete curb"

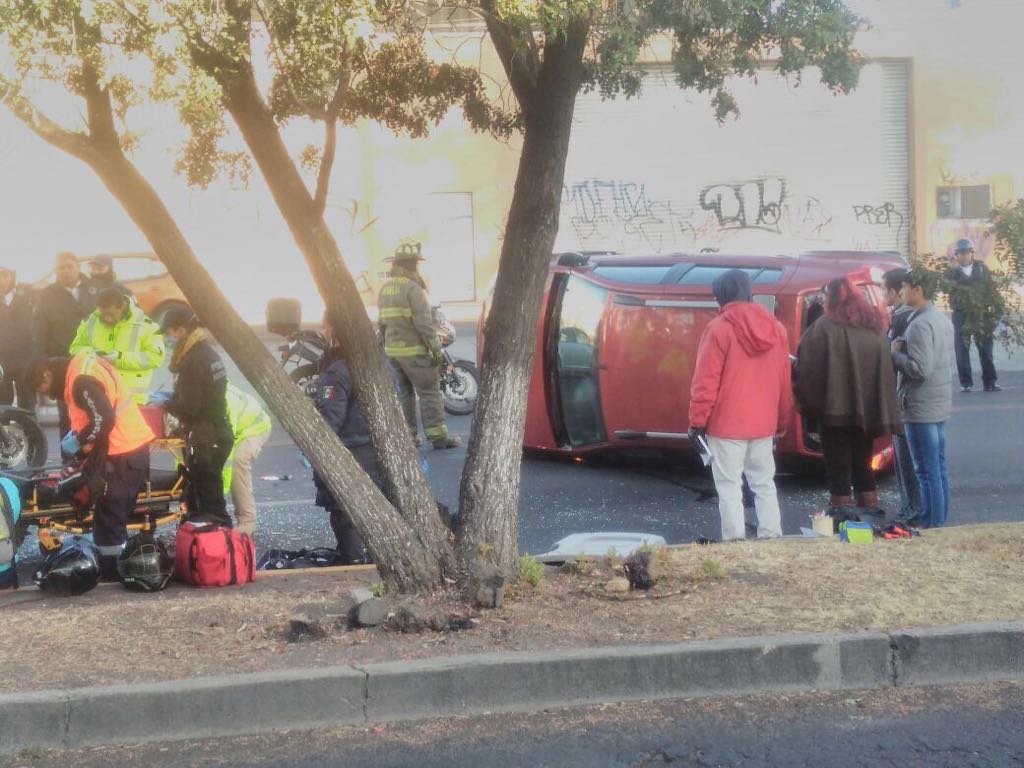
(1, 621), (1022, 755)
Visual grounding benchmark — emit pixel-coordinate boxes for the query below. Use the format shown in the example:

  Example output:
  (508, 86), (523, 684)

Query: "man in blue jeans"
(890, 268), (955, 528)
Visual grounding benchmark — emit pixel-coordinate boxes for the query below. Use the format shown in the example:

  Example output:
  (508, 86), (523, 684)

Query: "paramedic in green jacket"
(377, 243), (460, 449)
(222, 383), (272, 535)
(69, 288), (165, 404)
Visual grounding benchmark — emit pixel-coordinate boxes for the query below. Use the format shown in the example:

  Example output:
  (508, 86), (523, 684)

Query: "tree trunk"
(457, 31), (588, 575)
(212, 63), (455, 576)
(81, 146), (443, 591)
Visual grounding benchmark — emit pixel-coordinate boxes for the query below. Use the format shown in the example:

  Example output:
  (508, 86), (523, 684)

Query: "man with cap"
(70, 288), (165, 404)
(86, 254), (132, 297)
(688, 269), (793, 541)
(944, 238), (1002, 392)
(27, 353), (155, 577)
(155, 308), (233, 527)
(377, 242), (460, 449)
(0, 267), (36, 409)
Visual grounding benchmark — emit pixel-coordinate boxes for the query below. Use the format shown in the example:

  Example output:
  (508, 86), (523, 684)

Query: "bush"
(518, 555), (546, 588)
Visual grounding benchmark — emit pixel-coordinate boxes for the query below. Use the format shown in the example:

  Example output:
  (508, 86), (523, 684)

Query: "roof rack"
(555, 250), (618, 267)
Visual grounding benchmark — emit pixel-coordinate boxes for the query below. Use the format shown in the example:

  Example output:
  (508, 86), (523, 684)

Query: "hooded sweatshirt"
(689, 302), (793, 440)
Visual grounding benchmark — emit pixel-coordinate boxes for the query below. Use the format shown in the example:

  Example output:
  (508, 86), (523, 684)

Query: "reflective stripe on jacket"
(69, 300), (165, 402)
(64, 353), (155, 455)
(378, 269), (440, 359)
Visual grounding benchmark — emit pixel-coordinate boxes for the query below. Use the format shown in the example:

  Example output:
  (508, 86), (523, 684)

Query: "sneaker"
(984, 384), (1002, 392)
(432, 435), (462, 450)
(960, 386), (973, 393)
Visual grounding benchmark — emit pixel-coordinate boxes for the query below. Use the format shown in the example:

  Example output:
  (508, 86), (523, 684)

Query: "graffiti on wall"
(560, 175), (907, 255)
(698, 178), (788, 232)
(852, 202), (906, 250)
(928, 220), (995, 265)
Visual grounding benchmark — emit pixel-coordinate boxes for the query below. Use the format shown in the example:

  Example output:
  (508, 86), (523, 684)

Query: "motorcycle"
(273, 309), (479, 415)
(0, 364), (49, 470)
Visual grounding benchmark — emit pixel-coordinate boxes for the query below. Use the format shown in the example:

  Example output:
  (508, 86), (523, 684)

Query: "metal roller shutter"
(558, 61), (911, 256)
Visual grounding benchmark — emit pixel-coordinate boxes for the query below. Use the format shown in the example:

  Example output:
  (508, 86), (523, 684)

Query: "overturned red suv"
(484, 251), (906, 471)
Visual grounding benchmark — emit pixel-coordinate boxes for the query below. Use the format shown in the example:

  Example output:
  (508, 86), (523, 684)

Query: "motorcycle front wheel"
(442, 360), (479, 416)
(0, 411), (48, 470)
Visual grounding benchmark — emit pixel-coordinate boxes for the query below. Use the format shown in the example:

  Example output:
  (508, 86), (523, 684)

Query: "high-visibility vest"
(64, 353), (155, 456)
(222, 384), (271, 493)
(68, 300), (165, 403)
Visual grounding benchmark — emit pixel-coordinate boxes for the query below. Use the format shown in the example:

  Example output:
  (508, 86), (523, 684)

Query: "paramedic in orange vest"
(28, 353), (155, 576)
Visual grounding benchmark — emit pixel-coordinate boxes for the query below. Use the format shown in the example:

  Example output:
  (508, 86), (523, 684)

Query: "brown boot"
(856, 491), (879, 510)
(829, 494), (854, 509)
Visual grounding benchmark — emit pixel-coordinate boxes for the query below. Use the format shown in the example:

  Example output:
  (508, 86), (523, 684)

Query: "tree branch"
(1, 81), (95, 161)
(313, 64), (352, 217)
(478, 0), (540, 109)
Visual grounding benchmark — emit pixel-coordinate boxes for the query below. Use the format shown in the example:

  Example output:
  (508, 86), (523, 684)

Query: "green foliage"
(517, 554), (546, 588)
(370, 581), (386, 597)
(912, 252), (1023, 351)
(990, 199), (1024, 280)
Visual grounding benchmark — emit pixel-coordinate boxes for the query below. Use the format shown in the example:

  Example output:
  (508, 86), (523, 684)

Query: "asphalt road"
(15, 336), (1024, 569)
(5, 683), (1023, 767)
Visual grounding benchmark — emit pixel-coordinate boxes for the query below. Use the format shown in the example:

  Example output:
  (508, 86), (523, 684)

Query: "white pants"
(708, 436), (783, 541)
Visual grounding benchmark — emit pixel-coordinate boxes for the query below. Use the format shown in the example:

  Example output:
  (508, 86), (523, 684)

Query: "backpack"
(174, 521), (255, 587)
(0, 477), (22, 589)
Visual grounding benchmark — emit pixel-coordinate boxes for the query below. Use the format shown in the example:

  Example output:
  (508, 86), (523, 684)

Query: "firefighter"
(69, 287), (165, 404)
(28, 353), (155, 577)
(157, 309), (233, 527)
(223, 383), (272, 535)
(377, 243), (460, 449)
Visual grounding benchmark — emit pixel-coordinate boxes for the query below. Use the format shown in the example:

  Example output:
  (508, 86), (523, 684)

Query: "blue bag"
(0, 477), (23, 588)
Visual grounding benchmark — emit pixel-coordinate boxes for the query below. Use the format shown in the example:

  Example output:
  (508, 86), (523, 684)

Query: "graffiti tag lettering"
(698, 178), (788, 232)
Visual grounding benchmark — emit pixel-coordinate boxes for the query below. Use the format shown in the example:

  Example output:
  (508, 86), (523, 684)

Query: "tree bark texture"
(86, 148), (447, 591)
(203, 59), (454, 576)
(457, 27), (589, 575)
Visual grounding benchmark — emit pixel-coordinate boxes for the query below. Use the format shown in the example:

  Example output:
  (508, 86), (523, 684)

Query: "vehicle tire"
(290, 363), (320, 398)
(151, 300), (191, 328)
(0, 411), (47, 470)
(442, 360), (478, 415)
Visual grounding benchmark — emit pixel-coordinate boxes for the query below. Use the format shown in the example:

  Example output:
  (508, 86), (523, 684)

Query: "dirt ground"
(1, 523), (1022, 694)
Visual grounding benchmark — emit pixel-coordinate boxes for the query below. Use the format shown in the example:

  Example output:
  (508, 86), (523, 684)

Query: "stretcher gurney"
(3, 437), (187, 554)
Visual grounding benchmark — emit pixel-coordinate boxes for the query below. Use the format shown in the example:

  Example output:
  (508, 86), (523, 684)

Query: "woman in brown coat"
(796, 278), (902, 509)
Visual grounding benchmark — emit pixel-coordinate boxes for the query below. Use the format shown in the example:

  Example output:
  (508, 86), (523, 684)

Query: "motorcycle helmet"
(33, 535), (101, 596)
(117, 533), (173, 592)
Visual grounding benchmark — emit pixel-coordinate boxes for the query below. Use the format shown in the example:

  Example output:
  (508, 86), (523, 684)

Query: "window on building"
(936, 185), (992, 219)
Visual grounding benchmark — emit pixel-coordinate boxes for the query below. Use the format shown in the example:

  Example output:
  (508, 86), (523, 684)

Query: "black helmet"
(117, 533), (173, 592)
(33, 536), (101, 596)
(393, 242), (423, 263)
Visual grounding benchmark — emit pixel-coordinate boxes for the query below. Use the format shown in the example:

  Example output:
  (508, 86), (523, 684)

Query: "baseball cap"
(88, 254), (114, 269)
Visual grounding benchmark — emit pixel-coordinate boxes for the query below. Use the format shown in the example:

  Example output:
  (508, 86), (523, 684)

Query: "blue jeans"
(903, 422), (950, 528)
(892, 432), (923, 521)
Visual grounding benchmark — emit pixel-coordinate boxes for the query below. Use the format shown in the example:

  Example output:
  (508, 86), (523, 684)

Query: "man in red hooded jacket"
(688, 269), (793, 541)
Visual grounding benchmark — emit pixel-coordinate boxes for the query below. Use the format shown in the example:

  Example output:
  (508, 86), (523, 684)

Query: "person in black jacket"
(33, 252), (100, 451)
(157, 308), (233, 527)
(0, 267), (36, 409)
(944, 238), (1003, 392)
(313, 312), (398, 562)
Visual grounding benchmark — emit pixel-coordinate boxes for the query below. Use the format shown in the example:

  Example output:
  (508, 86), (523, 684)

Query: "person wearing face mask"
(33, 252), (101, 455)
(156, 309), (233, 527)
(69, 288), (165, 404)
(943, 238), (1003, 393)
(85, 254), (132, 298)
(0, 267), (36, 409)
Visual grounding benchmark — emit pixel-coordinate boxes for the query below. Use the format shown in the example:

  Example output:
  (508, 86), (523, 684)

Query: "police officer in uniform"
(158, 309), (233, 527)
(377, 243), (460, 449)
(70, 288), (165, 404)
(28, 353), (155, 577)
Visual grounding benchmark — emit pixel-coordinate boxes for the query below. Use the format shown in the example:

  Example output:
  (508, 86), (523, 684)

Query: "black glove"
(687, 426), (707, 443)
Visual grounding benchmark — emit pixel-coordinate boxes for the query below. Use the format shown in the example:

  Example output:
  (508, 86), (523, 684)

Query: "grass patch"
(518, 555), (546, 589)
